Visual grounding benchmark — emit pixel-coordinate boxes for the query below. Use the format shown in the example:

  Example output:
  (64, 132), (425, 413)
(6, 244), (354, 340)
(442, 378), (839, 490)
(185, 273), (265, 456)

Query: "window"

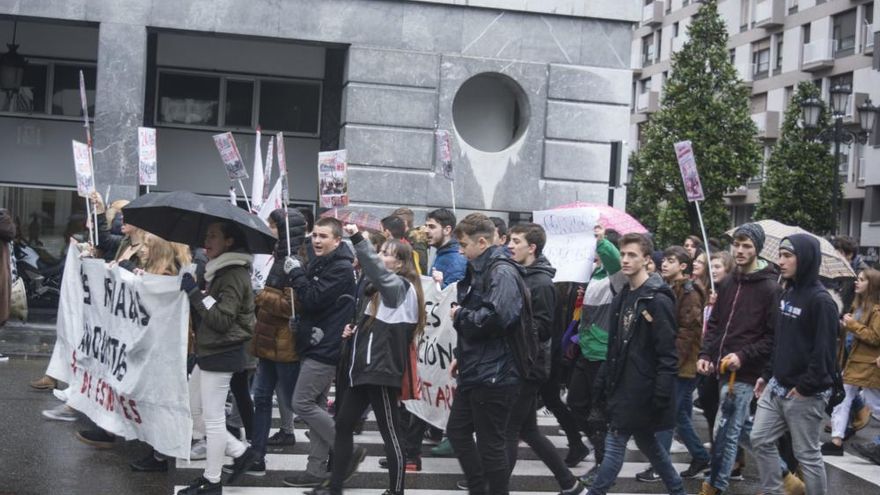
(642, 34), (656, 66)
(729, 48), (736, 64)
(155, 69), (321, 134)
(740, 0), (750, 32)
(641, 78), (652, 94)
(751, 93), (768, 114)
(775, 40), (784, 71)
(0, 60), (95, 118)
(752, 39), (771, 79)
(783, 85), (794, 112)
(833, 9), (857, 57)
(803, 24), (811, 45)
(788, 0), (798, 15)
(673, 22), (680, 37)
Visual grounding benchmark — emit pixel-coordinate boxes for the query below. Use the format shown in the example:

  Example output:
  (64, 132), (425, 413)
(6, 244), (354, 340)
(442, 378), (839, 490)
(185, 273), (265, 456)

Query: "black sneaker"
(564, 442), (591, 467)
(224, 447), (259, 484)
(75, 429), (116, 449)
(680, 458), (710, 478)
(635, 467), (661, 482)
(821, 441), (845, 456)
(130, 453), (169, 472)
(343, 445), (367, 482)
(852, 442), (880, 466)
(176, 476), (221, 495)
(222, 458), (266, 476)
(456, 479), (469, 490)
(729, 466), (744, 481)
(283, 471), (329, 488)
(267, 430), (297, 446)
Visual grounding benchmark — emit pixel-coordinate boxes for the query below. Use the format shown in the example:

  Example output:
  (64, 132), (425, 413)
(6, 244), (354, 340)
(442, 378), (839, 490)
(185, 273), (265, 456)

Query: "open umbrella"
(726, 220), (855, 279)
(319, 208), (383, 232)
(123, 191), (277, 254)
(553, 201), (648, 235)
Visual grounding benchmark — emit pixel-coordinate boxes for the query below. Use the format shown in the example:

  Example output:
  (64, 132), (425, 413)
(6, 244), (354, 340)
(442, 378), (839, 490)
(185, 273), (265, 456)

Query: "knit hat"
(733, 223), (765, 254)
(779, 238), (796, 255)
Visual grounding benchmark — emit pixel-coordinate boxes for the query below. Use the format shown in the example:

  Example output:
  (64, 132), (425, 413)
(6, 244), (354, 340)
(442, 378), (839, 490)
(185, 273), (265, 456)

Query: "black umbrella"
(122, 191), (277, 254)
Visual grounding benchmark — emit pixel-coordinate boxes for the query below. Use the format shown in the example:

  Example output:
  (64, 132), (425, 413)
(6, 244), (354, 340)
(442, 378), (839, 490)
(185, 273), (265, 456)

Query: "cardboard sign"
(674, 140), (705, 202)
(318, 149), (349, 208)
(47, 246), (192, 459)
(72, 140), (95, 198)
(435, 130), (454, 181)
(137, 127), (157, 186)
(533, 207), (599, 283)
(213, 132), (249, 181)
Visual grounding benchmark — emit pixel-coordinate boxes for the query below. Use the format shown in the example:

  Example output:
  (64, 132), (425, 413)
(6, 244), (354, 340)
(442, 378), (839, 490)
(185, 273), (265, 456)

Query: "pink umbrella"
(552, 201), (648, 235)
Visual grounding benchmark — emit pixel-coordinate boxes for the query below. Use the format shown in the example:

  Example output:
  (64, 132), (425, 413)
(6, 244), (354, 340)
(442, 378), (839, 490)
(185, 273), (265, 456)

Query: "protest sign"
(251, 178), (284, 291)
(72, 140), (95, 198)
(533, 207), (599, 283)
(46, 245), (192, 459)
(213, 132), (249, 181)
(674, 140), (705, 202)
(403, 279), (458, 430)
(318, 150), (349, 208)
(435, 130), (454, 181)
(263, 137), (274, 203)
(137, 127), (158, 187)
(276, 132), (289, 205)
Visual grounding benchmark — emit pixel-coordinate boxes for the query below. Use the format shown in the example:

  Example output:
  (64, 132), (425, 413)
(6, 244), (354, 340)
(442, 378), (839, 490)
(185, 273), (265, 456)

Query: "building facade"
(630, 0), (879, 245)
(0, 0), (638, 256)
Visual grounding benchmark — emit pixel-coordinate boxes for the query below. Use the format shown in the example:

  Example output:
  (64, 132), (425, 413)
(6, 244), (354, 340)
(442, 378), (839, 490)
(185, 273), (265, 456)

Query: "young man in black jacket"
(505, 223), (586, 495)
(587, 233), (684, 495)
(447, 213), (524, 495)
(750, 234), (837, 495)
(282, 217), (357, 488)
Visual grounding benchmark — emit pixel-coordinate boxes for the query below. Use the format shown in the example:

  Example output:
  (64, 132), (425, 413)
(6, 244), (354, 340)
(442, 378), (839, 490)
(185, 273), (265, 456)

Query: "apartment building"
(630, 0), (879, 246)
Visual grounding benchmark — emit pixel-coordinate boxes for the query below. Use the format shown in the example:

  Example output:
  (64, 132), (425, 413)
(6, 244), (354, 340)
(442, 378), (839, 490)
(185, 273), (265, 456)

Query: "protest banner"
(137, 127), (158, 189)
(46, 245), (192, 459)
(318, 150), (349, 208)
(403, 278), (458, 430)
(435, 130), (456, 213)
(674, 140), (714, 292)
(533, 207), (599, 283)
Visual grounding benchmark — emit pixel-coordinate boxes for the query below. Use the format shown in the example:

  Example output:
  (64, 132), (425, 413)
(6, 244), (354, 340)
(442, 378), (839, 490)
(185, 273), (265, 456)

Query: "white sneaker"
(53, 388), (69, 402)
(190, 439), (207, 460)
(0, 353), (9, 362)
(670, 439), (687, 454)
(627, 439), (639, 451)
(42, 404), (77, 422)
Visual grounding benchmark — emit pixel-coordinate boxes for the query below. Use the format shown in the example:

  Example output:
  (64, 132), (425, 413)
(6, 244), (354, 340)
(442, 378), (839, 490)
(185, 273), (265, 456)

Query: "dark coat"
(522, 255), (557, 383)
(700, 261), (780, 385)
(770, 234), (837, 396)
(288, 244), (356, 365)
(188, 263), (256, 357)
(453, 245), (524, 390)
(597, 273), (678, 433)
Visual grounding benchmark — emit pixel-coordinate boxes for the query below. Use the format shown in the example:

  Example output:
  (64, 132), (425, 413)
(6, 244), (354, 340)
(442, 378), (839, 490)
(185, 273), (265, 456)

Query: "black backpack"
(485, 261), (546, 382)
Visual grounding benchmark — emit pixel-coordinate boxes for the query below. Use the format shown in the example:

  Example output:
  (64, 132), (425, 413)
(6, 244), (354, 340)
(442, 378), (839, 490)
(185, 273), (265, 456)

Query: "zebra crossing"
(169, 403), (880, 495)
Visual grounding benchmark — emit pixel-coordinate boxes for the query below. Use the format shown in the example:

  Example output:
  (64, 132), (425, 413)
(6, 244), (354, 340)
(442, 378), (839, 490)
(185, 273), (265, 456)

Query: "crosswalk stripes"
(171, 403), (880, 495)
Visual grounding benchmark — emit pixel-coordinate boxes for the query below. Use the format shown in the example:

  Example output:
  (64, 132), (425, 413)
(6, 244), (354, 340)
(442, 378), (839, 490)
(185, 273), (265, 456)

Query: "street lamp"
(801, 85), (879, 235)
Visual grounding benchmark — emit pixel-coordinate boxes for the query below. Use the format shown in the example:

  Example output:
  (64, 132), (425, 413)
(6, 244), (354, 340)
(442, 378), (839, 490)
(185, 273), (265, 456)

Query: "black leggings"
(230, 369), (254, 441)
(331, 384), (404, 494)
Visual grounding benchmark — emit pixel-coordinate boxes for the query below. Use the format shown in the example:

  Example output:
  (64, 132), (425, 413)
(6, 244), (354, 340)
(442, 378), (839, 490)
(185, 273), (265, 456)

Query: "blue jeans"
(251, 358), (300, 460)
(657, 377), (710, 463)
(707, 380), (753, 492)
(587, 429), (684, 495)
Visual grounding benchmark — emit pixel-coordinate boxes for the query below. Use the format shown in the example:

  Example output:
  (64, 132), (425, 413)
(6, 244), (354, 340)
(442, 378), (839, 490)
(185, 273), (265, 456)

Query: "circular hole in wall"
(452, 72), (530, 153)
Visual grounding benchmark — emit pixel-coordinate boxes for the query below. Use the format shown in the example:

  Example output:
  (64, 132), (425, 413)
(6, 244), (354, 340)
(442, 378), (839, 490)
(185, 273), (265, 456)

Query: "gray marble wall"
(1, 0), (637, 212)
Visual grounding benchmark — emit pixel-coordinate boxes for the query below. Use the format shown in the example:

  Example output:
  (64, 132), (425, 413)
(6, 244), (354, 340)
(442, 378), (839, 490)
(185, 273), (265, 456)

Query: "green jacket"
(189, 264), (255, 357)
(579, 239), (624, 361)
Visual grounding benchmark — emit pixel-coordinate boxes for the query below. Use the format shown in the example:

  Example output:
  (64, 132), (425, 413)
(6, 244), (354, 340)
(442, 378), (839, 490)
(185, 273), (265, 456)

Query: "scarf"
(205, 251), (253, 282)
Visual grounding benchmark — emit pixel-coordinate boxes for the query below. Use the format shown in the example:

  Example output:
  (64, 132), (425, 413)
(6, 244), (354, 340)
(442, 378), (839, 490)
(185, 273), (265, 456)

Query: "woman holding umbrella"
(178, 221), (259, 495)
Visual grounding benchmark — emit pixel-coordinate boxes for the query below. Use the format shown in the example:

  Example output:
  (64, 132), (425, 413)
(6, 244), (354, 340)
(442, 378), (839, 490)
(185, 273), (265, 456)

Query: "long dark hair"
(853, 268), (880, 324)
(367, 239), (426, 340)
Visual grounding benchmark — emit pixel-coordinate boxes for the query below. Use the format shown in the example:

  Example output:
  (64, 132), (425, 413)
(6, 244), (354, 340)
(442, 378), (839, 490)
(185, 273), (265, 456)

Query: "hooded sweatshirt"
(522, 255), (557, 382)
(578, 239), (627, 361)
(769, 234), (837, 396)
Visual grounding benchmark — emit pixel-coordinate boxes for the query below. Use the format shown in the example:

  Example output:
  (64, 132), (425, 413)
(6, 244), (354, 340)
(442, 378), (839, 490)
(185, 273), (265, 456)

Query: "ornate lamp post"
(801, 85), (878, 235)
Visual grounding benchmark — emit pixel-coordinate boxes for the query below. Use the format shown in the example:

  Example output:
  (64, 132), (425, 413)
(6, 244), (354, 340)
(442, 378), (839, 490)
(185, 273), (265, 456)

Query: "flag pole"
(450, 181), (457, 215)
(236, 179), (252, 212)
(694, 201), (715, 294)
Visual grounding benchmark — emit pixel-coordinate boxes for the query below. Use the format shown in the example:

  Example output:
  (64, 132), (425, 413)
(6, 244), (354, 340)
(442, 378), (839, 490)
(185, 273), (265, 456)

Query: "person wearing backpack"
(505, 223), (586, 495)
(446, 213), (524, 495)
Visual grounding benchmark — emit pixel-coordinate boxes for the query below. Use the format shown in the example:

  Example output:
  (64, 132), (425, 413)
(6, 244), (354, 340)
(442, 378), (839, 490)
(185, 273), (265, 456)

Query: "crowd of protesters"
(3, 197), (880, 495)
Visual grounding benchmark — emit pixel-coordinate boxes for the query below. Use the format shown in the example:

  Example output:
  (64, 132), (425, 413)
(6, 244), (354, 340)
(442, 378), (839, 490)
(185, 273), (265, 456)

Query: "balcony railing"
(755, 0), (784, 29)
(863, 22), (874, 54)
(751, 111), (781, 139)
(802, 38), (834, 71)
(636, 91), (660, 114)
(642, 2), (664, 26)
